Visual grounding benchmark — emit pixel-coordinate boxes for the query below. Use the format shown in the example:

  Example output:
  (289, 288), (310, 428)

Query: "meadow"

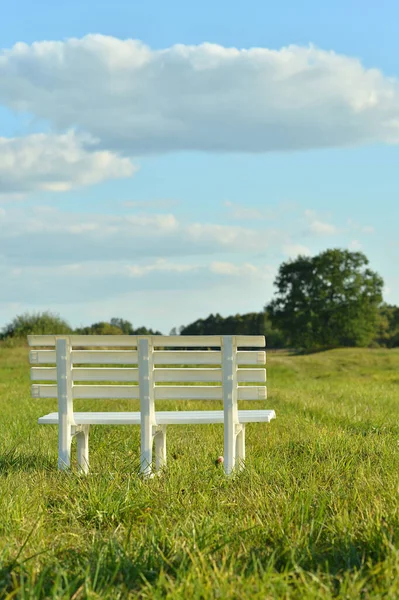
(1, 345), (399, 598)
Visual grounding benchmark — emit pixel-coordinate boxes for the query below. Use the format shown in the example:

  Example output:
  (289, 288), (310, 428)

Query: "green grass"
(1, 346), (399, 598)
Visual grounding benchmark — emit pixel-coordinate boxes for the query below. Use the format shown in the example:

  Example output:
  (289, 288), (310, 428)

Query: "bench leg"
(154, 426), (167, 472)
(58, 417), (72, 470)
(76, 425), (90, 474)
(140, 416), (153, 478)
(224, 421), (236, 476)
(236, 425), (245, 471)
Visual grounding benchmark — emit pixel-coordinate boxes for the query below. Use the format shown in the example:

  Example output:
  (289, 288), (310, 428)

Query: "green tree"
(110, 318), (134, 335)
(1, 311), (72, 340)
(75, 321), (123, 335)
(376, 304), (399, 347)
(267, 249), (384, 349)
(74, 320), (162, 336)
(179, 311), (286, 347)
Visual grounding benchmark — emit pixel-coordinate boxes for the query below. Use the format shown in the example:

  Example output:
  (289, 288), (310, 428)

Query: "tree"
(179, 311), (286, 347)
(266, 249), (384, 349)
(375, 304), (399, 347)
(1, 311), (72, 340)
(110, 318), (134, 335)
(74, 319), (163, 336)
(74, 321), (123, 335)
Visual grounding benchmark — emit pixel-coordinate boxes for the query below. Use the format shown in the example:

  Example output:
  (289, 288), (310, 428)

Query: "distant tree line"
(0, 313), (161, 343)
(1, 249), (398, 350)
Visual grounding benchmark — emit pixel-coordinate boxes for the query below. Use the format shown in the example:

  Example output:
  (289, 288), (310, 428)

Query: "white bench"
(28, 334), (275, 476)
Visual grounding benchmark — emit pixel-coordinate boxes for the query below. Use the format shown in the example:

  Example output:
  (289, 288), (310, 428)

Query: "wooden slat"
(28, 335), (138, 347)
(31, 367), (138, 382)
(154, 386), (267, 401)
(152, 336), (265, 348)
(30, 366), (265, 384)
(29, 350), (139, 365)
(31, 384), (57, 398)
(73, 385), (140, 399)
(153, 368), (221, 383)
(238, 368), (266, 383)
(152, 350), (265, 366)
(32, 383), (266, 400)
(31, 384), (140, 399)
(28, 334), (265, 348)
(72, 351), (138, 365)
(153, 351), (220, 365)
(30, 349), (265, 366)
(73, 368), (138, 382)
(30, 350), (56, 364)
(31, 367), (57, 381)
(153, 368), (265, 383)
(38, 409), (275, 425)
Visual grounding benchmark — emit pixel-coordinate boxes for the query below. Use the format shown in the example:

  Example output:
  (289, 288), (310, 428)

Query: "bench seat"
(39, 409), (276, 426)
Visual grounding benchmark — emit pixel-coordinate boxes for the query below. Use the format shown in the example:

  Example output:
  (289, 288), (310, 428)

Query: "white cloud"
(0, 257), (274, 307)
(210, 261), (273, 279)
(308, 220), (338, 235)
(224, 201), (269, 221)
(122, 199), (178, 209)
(0, 131), (136, 195)
(127, 259), (196, 277)
(349, 239), (362, 250)
(0, 206), (271, 266)
(283, 244), (311, 257)
(1, 36), (399, 155)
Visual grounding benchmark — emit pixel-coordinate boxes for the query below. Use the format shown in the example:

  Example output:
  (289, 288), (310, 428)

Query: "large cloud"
(0, 36), (399, 154)
(0, 259), (273, 304)
(0, 130), (136, 195)
(0, 207), (272, 266)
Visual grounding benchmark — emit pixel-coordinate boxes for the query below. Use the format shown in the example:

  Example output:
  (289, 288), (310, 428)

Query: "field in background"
(1, 346), (399, 598)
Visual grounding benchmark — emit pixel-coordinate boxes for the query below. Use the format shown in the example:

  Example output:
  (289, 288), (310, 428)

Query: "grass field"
(1, 345), (399, 598)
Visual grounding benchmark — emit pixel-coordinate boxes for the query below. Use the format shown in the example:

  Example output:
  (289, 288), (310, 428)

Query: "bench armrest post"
(223, 335), (239, 475)
(139, 337), (155, 476)
(56, 337), (75, 469)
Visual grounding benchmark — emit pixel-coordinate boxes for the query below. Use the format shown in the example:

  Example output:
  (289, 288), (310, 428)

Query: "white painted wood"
(222, 336), (239, 475)
(30, 334), (274, 476)
(152, 335), (266, 348)
(76, 425), (90, 474)
(56, 337), (74, 470)
(28, 334), (265, 348)
(72, 351), (138, 365)
(30, 366), (265, 384)
(138, 337), (155, 477)
(152, 350), (265, 365)
(72, 368), (138, 382)
(236, 425), (245, 471)
(38, 409), (276, 425)
(154, 368), (265, 383)
(32, 384), (139, 399)
(30, 350), (138, 365)
(154, 426), (167, 471)
(30, 367), (57, 381)
(155, 368), (222, 382)
(28, 335), (138, 347)
(32, 383), (266, 401)
(30, 348), (266, 366)
(154, 386), (267, 401)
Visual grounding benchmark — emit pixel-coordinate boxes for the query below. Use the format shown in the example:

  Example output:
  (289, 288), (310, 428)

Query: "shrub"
(0, 311), (72, 340)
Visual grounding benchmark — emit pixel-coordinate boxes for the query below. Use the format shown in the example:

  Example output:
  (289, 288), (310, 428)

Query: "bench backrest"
(28, 335), (266, 424)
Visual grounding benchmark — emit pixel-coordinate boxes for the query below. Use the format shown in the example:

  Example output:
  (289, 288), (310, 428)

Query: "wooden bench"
(28, 334), (275, 476)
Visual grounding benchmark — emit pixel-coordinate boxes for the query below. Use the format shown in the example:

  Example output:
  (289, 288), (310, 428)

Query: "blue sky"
(0, 0), (398, 333)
